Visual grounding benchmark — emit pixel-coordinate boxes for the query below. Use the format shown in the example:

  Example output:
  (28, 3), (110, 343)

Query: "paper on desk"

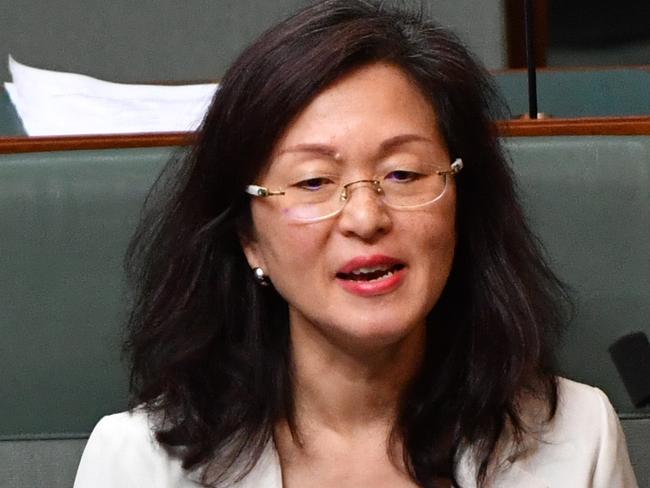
(4, 56), (218, 136)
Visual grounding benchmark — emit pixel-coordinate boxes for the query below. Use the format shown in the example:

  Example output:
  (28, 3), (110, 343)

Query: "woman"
(74, 1), (637, 487)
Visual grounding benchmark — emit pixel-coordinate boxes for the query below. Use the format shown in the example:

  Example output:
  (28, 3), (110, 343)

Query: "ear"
(238, 229), (267, 272)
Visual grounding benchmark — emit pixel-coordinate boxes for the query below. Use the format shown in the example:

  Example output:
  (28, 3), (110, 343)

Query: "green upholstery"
(0, 137), (648, 486)
(505, 136), (650, 484)
(0, 438), (87, 488)
(494, 69), (650, 118)
(623, 417), (650, 488)
(0, 89), (26, 136)
(505, 136), (650, 415)
(0, 147), (172, 438)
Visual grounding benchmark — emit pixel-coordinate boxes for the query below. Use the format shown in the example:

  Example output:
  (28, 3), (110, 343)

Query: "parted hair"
(124, 1), (569, 486)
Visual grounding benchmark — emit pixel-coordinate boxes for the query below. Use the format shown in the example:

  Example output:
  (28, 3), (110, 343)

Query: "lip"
(337, 254), (404, 274)
(336, 254), (406, 297)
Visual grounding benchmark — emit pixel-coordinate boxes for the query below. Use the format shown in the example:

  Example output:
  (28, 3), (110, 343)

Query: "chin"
(335, 317), (426, 351)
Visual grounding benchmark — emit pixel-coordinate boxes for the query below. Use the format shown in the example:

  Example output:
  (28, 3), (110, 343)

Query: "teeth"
(366, 269), (394, 281)
(351, 266), (390, 276)
(337, 263), (403, 282)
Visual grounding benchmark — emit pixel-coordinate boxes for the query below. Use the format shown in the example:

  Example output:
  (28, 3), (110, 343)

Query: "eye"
(385, 170), (422, 183)
(294, 177), (335, 191)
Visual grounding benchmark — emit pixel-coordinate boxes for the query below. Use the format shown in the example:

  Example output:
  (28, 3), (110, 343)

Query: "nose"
(336, 181), (392, 240)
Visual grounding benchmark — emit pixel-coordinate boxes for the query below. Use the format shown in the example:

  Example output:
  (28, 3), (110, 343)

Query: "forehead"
(268, 62), (448, 165)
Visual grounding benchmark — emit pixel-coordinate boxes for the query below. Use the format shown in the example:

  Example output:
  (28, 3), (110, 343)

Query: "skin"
(241, 62), (457, 487)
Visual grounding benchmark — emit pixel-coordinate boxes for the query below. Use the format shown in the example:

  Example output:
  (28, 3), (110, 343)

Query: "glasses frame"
(245, 158), (463, 223)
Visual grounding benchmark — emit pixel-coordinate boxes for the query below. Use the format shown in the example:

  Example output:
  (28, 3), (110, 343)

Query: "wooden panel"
(0, 132), (194, 154)
(1, 116), (650, 155)
(500, 116), (650, 137)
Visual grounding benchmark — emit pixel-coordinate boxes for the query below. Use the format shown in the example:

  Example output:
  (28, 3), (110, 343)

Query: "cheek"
(405, 205), (457, 287)
(406, 198), (456, 253)
(435, 193), (457, 256)
(270, 233), (321, 266)
(259, 229), (329, 308)
(424, 222), (456, 269)
(436, 214), (457, 272)
(417, 218), (456, 313)
(253, 212), (327, 274)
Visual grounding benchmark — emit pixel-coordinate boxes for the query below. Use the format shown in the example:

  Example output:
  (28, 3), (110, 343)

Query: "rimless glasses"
(245, 158), (463, 223)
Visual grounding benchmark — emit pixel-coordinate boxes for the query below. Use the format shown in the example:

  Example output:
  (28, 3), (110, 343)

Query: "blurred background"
(2, 0), (647, 84)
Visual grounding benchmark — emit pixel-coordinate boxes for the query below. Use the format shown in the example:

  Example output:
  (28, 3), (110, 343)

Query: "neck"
(287, 313), (426, 438)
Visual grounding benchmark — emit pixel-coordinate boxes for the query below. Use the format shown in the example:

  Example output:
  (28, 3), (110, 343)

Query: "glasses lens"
(381, 165), (447, 208)
(281, 182), (342, 221)
(274, 163), (450, 221)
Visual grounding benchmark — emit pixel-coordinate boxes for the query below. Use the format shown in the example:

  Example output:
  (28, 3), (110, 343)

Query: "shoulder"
(74, 410), (283, 488)
(85, 409), (154, 447)
(73, 410), (201, 488)
(505, 377), (638, 487)
(552, 377), (618, 441)
(80, 410), (160, 462)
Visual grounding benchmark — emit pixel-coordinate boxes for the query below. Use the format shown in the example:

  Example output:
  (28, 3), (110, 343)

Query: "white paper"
(4, 56), (218, 136)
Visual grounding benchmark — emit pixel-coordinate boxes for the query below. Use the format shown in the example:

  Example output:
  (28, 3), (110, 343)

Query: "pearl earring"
(253, 267), (270, 286)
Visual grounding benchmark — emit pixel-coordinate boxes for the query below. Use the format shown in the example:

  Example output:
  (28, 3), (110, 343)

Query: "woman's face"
(241, 62), (457, 353)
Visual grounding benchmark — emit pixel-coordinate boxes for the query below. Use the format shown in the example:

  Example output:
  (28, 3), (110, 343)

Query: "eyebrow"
(277, 134), (435, 159)
(276, 143), (341, 159)
(379, 134), (435, 153)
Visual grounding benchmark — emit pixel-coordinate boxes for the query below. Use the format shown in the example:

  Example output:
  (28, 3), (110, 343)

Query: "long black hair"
(124, 1), (569, 486)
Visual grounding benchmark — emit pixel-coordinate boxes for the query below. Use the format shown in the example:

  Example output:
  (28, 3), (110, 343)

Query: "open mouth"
(336, 264), (405, 282)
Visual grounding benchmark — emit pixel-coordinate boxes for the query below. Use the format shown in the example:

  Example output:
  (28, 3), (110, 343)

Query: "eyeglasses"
(245, 158), (463, 223)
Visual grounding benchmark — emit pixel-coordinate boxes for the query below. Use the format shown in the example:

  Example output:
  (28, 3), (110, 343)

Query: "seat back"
(505, 136), (650, 415)
(0, 147), (172, 439)
(494, 69), (650, 118)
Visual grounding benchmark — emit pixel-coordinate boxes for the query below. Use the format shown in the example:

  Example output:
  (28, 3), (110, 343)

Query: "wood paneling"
(0, 132), (194, 154)
(1, 117), (650, 155)
(500, 116), (650, 137)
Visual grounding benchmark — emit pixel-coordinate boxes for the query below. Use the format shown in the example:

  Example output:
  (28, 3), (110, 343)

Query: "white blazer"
(73, 378), (638, 487)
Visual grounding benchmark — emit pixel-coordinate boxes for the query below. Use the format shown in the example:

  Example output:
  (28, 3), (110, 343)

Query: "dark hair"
(124, 1), (569, 486)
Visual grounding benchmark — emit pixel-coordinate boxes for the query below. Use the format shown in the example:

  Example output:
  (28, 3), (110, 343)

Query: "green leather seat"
(0, 438), (86, 487)
(1, 147), (172, 439)
(506, 136), (650, 415)
(506, 135), (650, 487)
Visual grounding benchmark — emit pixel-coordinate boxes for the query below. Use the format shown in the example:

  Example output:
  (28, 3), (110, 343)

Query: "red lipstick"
(336, 254), (405, 297)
